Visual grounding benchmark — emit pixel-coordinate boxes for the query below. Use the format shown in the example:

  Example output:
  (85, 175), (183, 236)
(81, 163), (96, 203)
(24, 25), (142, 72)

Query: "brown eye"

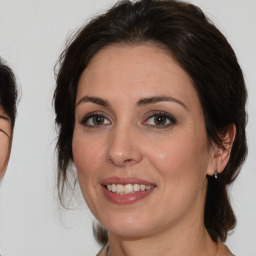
(81, 113), (111, 127)
(143, 112), (176, 128)
(154, 115), (168, 125)
(93, 115), (105, 125)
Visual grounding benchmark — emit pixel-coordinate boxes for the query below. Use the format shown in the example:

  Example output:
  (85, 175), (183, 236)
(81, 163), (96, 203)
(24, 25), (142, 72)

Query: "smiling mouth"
(104, 184), (155, 195)
(101, 177), (156, 204)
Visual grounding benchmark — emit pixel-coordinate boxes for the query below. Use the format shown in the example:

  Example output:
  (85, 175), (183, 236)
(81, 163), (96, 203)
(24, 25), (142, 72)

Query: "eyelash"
(143, 111), (177, 129)
(80, 111), (177, 129)
(80, 111), (111, 127)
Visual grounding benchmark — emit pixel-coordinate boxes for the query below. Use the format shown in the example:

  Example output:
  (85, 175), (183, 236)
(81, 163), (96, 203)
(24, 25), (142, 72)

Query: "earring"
(214, 170), (218, 179)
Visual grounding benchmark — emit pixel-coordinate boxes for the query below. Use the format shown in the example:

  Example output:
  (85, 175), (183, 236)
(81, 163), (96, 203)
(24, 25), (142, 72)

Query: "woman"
(0, 59), (17, 256)
(0, 59), (17, 180)
(53, 0), (247, 255)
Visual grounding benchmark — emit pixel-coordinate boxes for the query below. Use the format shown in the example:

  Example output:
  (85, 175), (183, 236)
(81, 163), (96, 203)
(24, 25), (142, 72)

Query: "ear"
(206, 123), (236, 176)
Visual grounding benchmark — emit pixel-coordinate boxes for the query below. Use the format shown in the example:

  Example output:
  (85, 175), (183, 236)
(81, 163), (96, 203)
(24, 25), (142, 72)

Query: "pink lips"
(101, 176), (154, 186)
(101, 176), (156, 204)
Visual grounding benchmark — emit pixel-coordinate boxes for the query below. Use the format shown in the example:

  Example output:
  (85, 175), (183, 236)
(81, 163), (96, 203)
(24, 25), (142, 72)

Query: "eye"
(80, 113), (111, 127)
(143, 111), (176, 128)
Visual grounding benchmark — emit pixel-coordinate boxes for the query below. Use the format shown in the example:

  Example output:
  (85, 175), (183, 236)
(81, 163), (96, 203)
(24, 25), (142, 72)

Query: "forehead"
(77, 44), (199, 108)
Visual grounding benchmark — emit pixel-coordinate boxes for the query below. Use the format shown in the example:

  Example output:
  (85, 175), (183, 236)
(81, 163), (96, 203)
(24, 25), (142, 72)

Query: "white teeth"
(106, 184), (154, 194)
(134, 184), (140, 192)
(116, 184), (124, 194)
(124, 184), (133, 194)
(112, 184), (116, 192)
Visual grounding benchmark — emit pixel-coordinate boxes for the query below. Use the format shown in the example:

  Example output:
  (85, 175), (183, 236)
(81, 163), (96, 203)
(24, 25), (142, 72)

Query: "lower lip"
(102, 186), (155, 204)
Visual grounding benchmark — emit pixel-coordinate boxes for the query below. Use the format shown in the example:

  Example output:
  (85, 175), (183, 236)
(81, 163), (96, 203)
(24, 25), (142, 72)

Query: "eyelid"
(79, 111), (112, 126)
(143, 110), (177, 127)
(78, 110), (176, 128)
(144, 110), (176, 120)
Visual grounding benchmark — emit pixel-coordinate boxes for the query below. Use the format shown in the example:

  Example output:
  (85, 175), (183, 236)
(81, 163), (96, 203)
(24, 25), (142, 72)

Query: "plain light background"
(0, 0), (255, 255)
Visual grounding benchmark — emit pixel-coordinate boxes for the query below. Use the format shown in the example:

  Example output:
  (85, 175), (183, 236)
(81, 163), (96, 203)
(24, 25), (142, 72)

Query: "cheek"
(72, 130), (106, 213)
(0, 135), (10, 174)
(73, 136), (98, 177)
(144, 132), (209, 221)
(72, 129), (107, 190)
(146, 127), (210, 192)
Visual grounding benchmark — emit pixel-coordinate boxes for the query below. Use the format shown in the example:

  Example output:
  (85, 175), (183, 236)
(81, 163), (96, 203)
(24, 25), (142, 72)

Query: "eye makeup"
(79, 111), (111, 127)
(143, 110), (177, 129)
(78, 108), (177, 131)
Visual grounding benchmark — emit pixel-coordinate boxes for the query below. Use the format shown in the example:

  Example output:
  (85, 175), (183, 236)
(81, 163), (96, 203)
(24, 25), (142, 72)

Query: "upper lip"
(101, 176), (156, 186)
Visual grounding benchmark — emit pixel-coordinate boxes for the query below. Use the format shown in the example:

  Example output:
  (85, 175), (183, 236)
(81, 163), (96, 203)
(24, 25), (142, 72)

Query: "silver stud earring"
(214, 170), (218, 179)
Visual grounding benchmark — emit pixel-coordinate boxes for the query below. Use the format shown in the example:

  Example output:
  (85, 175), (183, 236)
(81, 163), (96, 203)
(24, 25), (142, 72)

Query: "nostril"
(107, 158), (114, 164)
(123, 159), (133, 164)
(106, 157), (134, 166)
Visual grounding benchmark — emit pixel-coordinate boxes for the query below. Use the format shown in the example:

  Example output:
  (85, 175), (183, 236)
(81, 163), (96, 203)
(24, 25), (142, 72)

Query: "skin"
(72, 44), (235, 256)
(0, 106), (11, 179)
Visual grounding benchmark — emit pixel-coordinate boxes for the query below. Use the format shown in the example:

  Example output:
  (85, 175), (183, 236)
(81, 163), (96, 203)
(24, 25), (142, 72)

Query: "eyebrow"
(137, 96), (188, 110)
(76, 95), (187, 110)
(0, 115), (9, 121)
(76, 96), (110, 107)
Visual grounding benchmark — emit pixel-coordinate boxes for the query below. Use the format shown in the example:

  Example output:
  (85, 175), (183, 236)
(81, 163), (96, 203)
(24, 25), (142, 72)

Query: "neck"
(108, 224), (218, 256)
(107, 181), (218, 256)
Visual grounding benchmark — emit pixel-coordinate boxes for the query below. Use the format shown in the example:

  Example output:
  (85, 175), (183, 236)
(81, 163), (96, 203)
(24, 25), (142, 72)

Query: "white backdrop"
(0, 0), (255, 255)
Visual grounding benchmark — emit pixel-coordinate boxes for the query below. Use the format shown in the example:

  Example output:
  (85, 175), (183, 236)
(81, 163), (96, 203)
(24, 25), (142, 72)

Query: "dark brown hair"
(0, 58), (18, 128)
(54, 0), (247, 244)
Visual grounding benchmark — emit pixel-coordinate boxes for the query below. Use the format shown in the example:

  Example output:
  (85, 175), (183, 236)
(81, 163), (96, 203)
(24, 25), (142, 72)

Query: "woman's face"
(73, 44), (217, 239)
(0, 106), (11, 179)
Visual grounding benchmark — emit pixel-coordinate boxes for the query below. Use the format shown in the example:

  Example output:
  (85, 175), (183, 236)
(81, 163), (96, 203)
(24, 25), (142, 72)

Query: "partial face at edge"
(72, 44), (217, 239)
(0, 105), (11, 179)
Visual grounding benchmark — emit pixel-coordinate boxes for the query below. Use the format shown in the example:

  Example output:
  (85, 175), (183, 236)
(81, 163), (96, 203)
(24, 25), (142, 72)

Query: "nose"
(106, 124), (143, 167)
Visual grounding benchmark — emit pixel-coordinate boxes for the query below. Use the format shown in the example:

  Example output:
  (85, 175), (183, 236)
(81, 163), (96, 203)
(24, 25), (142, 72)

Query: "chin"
(100, 211), (157, 239)
(108, 224), (152, 239)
